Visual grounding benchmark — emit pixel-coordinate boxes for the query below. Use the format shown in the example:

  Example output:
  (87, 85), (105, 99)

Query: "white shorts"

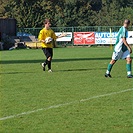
(112, 50), (130, 60)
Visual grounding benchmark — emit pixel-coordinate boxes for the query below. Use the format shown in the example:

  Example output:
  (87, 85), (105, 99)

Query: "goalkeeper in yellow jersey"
(38, 19), (66, 72)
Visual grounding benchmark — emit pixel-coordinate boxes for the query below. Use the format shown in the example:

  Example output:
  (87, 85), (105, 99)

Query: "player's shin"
(126, 64), (132, 76)
(106, 64), (114, 74)
(48, 60), (51, 70)
(44, 59), (48, 66)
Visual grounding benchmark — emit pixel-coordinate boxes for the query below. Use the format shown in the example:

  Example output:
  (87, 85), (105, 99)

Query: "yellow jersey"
(38, 28), (57, 48)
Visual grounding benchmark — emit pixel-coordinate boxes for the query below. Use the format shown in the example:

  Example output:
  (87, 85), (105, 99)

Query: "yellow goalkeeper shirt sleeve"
(38, 28), (57, 48)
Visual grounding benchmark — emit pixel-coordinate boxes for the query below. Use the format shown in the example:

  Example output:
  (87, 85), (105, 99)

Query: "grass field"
(0, 47), (133, 133)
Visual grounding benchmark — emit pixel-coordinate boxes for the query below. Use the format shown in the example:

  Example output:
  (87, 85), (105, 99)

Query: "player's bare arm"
(40, 40), (45, 43)
(40, 39), (52, 44)
(122, 37), (132, 53)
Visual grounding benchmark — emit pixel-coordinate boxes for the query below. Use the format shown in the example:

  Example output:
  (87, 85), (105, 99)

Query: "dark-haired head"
(44, 19), (51, 25)
(44, 19), (51, 29)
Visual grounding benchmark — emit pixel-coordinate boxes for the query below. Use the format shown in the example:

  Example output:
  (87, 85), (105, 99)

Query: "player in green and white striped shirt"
(105, 19), (132, 78)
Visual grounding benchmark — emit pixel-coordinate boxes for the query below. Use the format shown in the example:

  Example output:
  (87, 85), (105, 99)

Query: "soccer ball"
(45, 37), (53, 44)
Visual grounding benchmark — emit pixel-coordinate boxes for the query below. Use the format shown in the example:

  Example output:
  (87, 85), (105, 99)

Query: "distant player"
(38, 19), (66, 72)
(105, 19), (132, 78)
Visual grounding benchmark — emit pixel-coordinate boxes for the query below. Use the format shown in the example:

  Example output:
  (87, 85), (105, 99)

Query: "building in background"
(0, 18), (17, 50)
(0, 18), (17, 36)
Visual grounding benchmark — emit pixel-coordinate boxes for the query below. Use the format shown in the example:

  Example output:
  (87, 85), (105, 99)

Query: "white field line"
(0, 88), (133, 121)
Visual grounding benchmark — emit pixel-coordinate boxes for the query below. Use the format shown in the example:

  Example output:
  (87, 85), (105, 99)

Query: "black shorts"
(42, 48), (53, 59)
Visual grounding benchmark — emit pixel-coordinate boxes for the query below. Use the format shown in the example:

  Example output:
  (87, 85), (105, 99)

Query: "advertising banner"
(95, 31), (133, 44)
(95, 32), (118, 44)
(127, 31), (133, 44)
(74, 32), (95, 45)
(55, 31), (133, 44)
(55, 32), (72, 42)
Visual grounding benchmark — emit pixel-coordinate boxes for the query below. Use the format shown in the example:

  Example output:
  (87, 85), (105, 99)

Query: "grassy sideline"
(0, 47), (133, 133)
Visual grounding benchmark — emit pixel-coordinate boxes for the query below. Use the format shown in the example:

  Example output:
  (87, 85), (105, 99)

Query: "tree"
(0, 0), (132, 27)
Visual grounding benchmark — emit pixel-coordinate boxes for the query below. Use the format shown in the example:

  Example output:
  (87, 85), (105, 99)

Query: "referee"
(38, 19), (66, 72)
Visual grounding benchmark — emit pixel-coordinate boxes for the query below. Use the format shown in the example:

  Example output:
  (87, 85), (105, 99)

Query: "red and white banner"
(74, 32), (95, 45)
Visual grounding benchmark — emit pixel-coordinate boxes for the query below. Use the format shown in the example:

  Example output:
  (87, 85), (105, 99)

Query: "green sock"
(106, 64), (113, 74)
(126, 64), (132, 75)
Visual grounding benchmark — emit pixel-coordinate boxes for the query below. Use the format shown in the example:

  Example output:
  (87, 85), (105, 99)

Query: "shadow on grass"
(0, 57), (111, 64)
(0, 68), (107, 75)
(0, 72), (35, 75)
(55, 67), (106, 72)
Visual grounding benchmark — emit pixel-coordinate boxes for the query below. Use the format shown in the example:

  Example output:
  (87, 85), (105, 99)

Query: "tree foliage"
(0, 0), (133, 27)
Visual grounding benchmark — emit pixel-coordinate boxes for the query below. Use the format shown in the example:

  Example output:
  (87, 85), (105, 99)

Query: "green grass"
(0, 47), (133, 133)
